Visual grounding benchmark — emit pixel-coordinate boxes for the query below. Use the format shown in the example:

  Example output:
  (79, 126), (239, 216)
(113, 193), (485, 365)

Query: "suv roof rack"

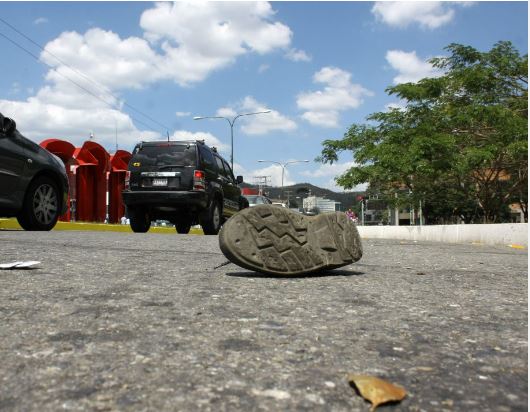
(137, 140), (202, 146)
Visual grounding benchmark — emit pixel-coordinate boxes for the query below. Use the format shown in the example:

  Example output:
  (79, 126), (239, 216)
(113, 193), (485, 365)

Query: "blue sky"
(0, 1), (527, 191)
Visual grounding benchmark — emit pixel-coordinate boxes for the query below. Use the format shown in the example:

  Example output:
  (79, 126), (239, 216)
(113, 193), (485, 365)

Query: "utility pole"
(253, 176), (270, 195)
(257, 160), (309, 201)
(284, 190), (293, 208)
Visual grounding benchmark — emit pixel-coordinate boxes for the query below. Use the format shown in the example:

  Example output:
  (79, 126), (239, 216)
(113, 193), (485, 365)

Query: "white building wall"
(303, 196), (340, 213)
(358, 223), (528, 247)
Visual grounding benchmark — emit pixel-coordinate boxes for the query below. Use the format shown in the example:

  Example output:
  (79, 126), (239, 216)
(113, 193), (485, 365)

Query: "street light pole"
(257, 159), (309, 202)
(194, 110), (271, 171)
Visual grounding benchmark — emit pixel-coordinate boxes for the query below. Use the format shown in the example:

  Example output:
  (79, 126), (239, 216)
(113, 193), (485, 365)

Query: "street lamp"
(257, 159), (309, 202)
(193, 110), (271, 170)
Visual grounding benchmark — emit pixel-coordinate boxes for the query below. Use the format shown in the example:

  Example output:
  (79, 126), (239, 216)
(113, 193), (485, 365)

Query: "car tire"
(175, 220), (192, 234)
(129, 207), (151, 233)
(240, 196), (250, 210)
(200, 199), (222, 235)
(17, 176), (61, 231)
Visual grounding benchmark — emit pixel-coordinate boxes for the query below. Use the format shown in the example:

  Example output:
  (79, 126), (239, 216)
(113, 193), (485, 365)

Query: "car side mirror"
(1, 117), (16, 136)
(236, 175), (243, 184)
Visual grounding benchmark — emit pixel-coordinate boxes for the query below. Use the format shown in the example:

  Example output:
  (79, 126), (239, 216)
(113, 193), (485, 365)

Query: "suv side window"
(198, 145), (216, 172)
(214, 155), (226, 177)
(222, 159), (236, 183)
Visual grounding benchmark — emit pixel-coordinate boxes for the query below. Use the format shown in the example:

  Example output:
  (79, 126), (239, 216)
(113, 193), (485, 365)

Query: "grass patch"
(0, 218), (204, 235)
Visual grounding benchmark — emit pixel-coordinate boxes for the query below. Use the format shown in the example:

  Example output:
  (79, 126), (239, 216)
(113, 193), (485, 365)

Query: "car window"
(222, 159), (236, 182)
(214, 155), (226, 177)
(132, 144), (196, 167)
(199, 145), (216, 171)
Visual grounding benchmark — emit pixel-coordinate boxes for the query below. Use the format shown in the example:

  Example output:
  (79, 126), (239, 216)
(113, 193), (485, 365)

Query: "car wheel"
(175, 220), (192, 234)
(17, 176), (61, 231)
(200, 200), (221, 235)
(129, 207), (151, 233)
(240, 197), (250, 210)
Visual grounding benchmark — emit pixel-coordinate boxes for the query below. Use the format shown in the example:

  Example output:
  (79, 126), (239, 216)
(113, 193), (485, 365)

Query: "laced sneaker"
(219, 205), (363, 276)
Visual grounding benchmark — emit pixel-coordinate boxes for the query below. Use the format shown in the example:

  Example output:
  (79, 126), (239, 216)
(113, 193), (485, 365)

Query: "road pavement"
(0, 230), (527, 411)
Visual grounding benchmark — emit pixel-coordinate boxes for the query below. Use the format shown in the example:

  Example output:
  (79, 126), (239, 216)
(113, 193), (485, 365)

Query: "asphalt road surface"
(0, 230), (527, 411)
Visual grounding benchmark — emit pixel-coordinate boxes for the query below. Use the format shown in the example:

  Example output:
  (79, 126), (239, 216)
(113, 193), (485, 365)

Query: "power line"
(0, 19), (171, 133)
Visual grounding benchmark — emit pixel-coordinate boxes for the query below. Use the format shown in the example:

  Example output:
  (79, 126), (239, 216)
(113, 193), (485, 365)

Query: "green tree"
(318, 41), (527, 223)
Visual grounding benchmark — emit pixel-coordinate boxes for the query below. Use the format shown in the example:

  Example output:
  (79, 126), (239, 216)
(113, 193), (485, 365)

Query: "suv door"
(198, 145), (218, 190)
(0, 130), (28, 209)
(214, 155), (240, 216)
(221, 158), (241, 216)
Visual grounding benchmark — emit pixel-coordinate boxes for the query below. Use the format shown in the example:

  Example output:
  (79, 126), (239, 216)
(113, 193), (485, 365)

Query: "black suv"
(122, 140), (248, 234)
(0, 113), (68, 230)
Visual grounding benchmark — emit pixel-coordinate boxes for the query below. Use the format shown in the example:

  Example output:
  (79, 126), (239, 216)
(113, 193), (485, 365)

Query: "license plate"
(152, 178), (168, 186)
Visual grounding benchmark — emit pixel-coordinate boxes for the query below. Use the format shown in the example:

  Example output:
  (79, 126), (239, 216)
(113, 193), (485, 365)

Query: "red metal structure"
(40, 138), (129, 223)
(78, 141), (109, 222)
(71, 145), (99, 222)
(241, 187), (259, 195)
(108, 150), (132, 223)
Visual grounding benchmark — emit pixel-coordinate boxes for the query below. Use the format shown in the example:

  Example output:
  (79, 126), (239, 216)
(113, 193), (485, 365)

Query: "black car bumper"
(122, 190), (208, 209)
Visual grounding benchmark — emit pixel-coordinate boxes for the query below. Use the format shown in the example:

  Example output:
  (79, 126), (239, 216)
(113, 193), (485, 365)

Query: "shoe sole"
(219, 205), (363, 276)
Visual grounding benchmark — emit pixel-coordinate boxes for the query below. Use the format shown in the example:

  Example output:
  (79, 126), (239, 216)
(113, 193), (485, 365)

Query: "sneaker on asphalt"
(219, 205), (363, 276)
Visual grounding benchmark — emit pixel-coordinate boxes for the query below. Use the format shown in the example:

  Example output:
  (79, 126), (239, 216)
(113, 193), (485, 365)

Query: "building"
(303, 196), (341, 214)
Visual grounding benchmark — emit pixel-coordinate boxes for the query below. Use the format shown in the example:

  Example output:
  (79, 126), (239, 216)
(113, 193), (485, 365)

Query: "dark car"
(122, 140), (248, 235)
(0, 114), (68, 231)
(244, 194), (272, 207)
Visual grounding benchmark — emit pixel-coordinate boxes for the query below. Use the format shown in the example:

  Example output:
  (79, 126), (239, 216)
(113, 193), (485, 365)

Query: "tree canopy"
(318, 41), (528, 223)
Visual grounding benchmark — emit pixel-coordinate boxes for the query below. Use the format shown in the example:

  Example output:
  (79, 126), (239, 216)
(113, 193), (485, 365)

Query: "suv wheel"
(175, 219), (192, 234)
(17, 176), (60, 231)
(200, 200), (221, 235)
(129, 208), (151, 233)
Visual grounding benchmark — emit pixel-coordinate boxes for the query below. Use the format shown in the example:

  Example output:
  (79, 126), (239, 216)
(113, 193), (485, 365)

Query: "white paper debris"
(0, 261), (40, 269)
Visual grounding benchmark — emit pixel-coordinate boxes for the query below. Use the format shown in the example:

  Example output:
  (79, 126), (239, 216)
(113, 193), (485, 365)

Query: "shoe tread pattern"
(220, 205), (361, 275)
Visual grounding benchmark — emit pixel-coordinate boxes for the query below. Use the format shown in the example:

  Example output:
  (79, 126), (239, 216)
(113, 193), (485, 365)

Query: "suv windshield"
(132, 144), (196, 167)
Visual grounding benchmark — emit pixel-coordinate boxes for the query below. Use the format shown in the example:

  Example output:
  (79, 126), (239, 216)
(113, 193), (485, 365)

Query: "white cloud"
(34, 17), (49, 25)
(285, 48), (311, 62)
(231, 162), (247, 179)
(0, 2), (294, 151)
(175, 111), (191, 118)
(139, 2), (292, 85)
(300, 111), (338, 128)
(386, 50), (444, 84)
(42, 28), (162, 91)
(301, 161), (356, 179)
(216, 96), (297, 136)
(215, 107), (237, 118)
(258, 64), (270, 74)
(372, 2), (458, 29)
(170, 130), (229, 153)
(326, 179), (368, 193)
(240, 96), (297, 135)
(297, 67), (373, 128)
(0, 99), (156, 151)
(300, 161), (368, 192)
